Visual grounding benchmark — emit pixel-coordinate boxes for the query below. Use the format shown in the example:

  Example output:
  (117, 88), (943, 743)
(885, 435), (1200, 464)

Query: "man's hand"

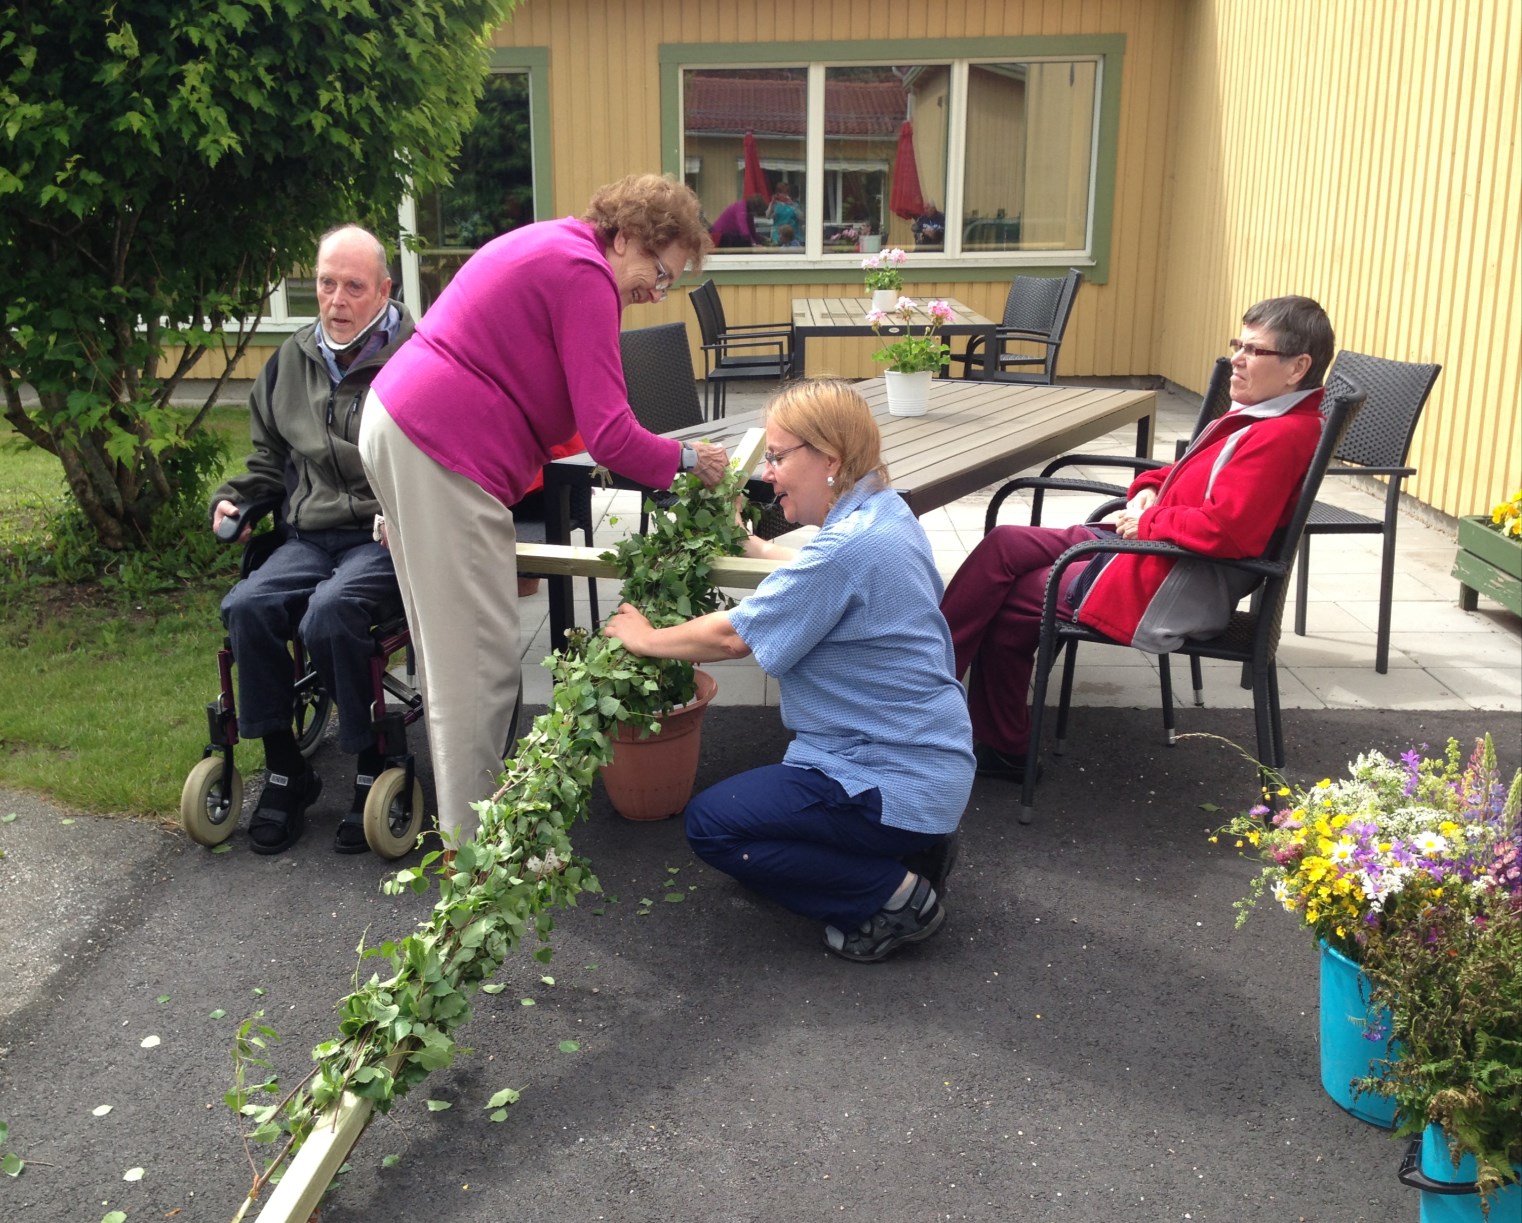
(692, 441), (729, 488)
(212, 499), (251, 543)
(603, 602), (655, 655)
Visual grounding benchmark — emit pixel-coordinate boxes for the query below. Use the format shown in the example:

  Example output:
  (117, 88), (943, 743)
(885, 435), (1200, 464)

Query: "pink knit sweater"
(372, 217), (681, 506)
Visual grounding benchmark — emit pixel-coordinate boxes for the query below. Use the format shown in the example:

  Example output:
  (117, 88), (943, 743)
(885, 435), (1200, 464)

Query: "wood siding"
(491, 0), (1184, 386)
(191, 0), (1516, 523)
(1159, 0), (1520, 519)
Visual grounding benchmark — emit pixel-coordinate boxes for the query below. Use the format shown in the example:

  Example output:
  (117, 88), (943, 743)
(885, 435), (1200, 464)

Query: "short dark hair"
(1242, 295), (1335, 388)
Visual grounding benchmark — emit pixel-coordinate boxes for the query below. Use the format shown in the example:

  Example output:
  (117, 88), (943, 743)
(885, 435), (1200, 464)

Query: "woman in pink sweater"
(361, 174), (728, 847)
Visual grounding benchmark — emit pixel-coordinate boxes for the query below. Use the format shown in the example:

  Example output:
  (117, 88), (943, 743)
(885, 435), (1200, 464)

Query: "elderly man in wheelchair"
(202, 224), (415, 856)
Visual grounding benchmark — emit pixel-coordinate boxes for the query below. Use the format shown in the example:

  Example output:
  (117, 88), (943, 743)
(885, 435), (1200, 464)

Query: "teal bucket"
(1398, 1124), (1522, 1223)
(1317, 940), (1397, 1128)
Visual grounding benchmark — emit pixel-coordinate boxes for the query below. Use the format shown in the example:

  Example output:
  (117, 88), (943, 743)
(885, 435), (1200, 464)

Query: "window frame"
(660, 36), (1124, 285)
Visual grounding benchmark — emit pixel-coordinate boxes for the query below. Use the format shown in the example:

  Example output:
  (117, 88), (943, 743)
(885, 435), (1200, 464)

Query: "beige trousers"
(359, 392), (520, 845)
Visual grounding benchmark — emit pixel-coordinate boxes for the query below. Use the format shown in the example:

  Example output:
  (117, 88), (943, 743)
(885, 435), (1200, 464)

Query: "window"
(410, 70), (536, 312)
(663, 37), (1122, 280)
(262, 49), (551, 326)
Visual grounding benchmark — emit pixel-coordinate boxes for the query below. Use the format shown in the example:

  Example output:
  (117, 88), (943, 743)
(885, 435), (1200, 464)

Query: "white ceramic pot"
(859, 234), (883, 254)
(884, 369), (933, 417)
(871, 288), (900, 312)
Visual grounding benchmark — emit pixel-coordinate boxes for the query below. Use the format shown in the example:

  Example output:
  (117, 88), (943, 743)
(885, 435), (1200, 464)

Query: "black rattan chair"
(619, 321), (791, 540)
(981, 358), (1235, 709)
(1008, 376), (1365, 823)
(1292, 350), (1441, 673)
(688, 280), (792, 419)
(948, 268), (1082, 383)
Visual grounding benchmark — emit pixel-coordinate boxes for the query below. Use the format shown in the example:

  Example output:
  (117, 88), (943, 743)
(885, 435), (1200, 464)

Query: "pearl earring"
(826, 475), (835, 487)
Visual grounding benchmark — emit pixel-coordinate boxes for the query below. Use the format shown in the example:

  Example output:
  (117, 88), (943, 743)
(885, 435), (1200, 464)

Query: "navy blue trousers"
(220, 527), (400, 754)
(684, 763), (944, 929)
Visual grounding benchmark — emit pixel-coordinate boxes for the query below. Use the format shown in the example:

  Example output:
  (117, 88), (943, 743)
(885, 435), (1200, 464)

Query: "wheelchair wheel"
(294, 685), (333, 758)
(364, 767), (424, 860)
(180, 756), (244, 847)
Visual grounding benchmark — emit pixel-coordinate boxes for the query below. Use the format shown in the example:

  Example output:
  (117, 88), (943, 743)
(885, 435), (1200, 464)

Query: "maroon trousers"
(940, 524), (1098, 755)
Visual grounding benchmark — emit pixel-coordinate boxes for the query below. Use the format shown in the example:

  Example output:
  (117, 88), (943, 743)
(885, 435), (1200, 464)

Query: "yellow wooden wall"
(1158, 0), (1520, 519)
(492, 0), (1186, 386)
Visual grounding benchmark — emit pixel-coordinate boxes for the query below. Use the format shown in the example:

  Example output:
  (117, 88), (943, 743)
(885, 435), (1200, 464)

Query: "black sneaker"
(974, 742), (1042, 784)
(247, 768), (322, 855)
(824, 875), (945, 963)
(904, 831), (960, 897)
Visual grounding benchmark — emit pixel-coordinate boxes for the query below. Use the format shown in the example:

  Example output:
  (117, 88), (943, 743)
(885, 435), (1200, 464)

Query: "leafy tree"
(0, 0), (518, 550)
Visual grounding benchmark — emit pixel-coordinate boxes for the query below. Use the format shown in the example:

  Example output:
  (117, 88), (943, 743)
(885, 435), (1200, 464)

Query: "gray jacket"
(212, 302), (415, 531)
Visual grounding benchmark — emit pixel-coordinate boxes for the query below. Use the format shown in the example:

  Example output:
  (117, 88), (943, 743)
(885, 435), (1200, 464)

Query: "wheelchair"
(179, 498), (429, 859)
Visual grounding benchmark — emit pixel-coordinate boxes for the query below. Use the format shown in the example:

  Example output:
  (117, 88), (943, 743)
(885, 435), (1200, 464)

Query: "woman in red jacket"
(940, 295), (1335, 781)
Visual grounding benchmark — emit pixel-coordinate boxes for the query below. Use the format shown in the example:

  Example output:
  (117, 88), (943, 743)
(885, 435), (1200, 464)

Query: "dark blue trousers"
(684, 764), (943, 928)
(220, 528), (400, 754)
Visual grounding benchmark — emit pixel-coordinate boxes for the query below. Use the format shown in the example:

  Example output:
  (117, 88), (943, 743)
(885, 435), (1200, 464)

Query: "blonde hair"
(765, 379), (888, 502)
(582, 174), (711, 275)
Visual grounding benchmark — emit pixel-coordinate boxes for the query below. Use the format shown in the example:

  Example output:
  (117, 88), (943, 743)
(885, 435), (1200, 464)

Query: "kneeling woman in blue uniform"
(604, 380), (974, 962)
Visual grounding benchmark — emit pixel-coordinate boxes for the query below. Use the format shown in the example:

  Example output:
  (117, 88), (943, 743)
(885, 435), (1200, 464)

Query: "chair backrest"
(1000, 274), (1066, 332)
(1269, 379), (1366, 567)
(688, 280), (725, 346)
(620, 323), (704, 433)
(1000, 267), (1083, 381)
(1323, 349), (1441, 469)
(1248, 380), (1366, 650)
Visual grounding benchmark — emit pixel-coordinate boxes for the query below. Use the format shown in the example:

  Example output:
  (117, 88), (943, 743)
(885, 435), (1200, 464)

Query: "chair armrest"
(718, 323), (794, 340)
(1038, 453), (1167, 480)
(704, 336), (787, 358)
(1323, 464), (1417, 479)
(1038, 536), (1286, 631)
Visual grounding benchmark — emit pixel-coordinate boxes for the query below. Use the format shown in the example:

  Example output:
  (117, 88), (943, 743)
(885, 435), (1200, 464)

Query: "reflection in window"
(683, 68), (806, 254)
(413, 72), (536, 309)
(680, 56), (1099, 261)
(962, 62), (1095, 252)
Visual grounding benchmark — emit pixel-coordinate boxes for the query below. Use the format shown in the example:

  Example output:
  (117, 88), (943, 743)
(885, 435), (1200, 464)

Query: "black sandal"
(333, 810), (369, 855)
(824, 876), (944, 963)
(248, 769), (322, 855)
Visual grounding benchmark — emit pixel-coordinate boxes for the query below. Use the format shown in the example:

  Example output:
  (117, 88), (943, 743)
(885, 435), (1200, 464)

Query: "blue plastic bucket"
(1317, 940), (1398, 1128)
(1399, 1124), (1522, 1223)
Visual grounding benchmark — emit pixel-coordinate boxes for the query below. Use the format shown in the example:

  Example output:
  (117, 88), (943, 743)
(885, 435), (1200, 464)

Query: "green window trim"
(659, 36), (1123, 286)
(487, 47), (554, 225)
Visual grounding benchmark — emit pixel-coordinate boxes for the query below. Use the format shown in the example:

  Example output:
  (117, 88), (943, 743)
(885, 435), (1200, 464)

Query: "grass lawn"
(0, 405), (263, 817)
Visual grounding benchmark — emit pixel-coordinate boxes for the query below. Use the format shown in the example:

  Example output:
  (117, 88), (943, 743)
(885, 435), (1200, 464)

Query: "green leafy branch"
(227, 460), (758, 1213)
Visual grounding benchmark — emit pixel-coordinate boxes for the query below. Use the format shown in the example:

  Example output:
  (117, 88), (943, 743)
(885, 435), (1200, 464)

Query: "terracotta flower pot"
(599, 668), (718, 821)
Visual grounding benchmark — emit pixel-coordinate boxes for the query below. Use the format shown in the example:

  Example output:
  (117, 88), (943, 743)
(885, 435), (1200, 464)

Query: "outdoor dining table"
(789, 296), (1000, 379)
(538, 376), (1157, 645)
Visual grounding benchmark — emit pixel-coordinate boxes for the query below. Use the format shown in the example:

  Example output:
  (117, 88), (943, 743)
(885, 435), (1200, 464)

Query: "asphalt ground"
(1, 704), (1519, 1223)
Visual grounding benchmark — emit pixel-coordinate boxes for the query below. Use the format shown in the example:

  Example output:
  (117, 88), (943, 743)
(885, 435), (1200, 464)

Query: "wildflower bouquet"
(861, 247), (908, 291)
(1488, 487), (1522, 539)
(1216, 735), (1521, 962)
(1357, 762), (1522, 1206)
(867, 298), (953, 374)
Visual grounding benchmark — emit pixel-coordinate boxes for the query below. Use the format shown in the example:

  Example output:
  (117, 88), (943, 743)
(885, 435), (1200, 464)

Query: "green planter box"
(1453, 515), (1522, 616)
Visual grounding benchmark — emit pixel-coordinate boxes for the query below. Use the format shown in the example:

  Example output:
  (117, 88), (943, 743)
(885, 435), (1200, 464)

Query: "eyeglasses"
(762, 443), (809, 468)
(1228, 338), (1296, 360)
(651, 252), (674, 299)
